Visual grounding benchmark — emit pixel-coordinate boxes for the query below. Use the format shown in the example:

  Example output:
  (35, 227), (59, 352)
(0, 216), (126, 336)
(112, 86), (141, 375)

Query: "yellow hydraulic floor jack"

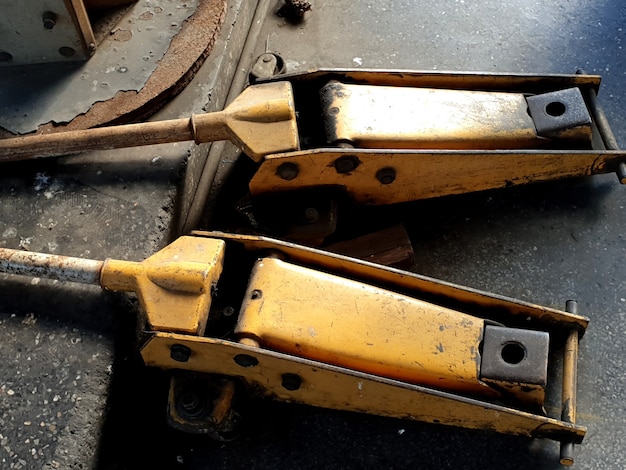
(0, 232), (587, 465)
(0, 68), (625, 240)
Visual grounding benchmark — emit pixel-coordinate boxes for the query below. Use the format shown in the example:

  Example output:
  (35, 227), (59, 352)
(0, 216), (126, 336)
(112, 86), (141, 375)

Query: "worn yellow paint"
(100, 236), (225, 335)
(193, 231), (590, 333)
(141, 332), (587, 443)
(250, 148), (626, 205)
(321, 82), (540, 149)
(235, 257), (493, 397)
(119, 232), (587, 448)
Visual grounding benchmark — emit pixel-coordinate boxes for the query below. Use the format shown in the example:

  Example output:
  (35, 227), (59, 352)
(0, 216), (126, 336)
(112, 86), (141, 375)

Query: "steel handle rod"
(0, 248), (104, 285)
(0, 112), (227, 163)
(0, 81), (299, 164)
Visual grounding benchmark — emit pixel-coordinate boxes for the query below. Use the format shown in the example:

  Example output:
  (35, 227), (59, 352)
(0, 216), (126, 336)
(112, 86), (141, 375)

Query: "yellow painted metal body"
(245, 69), (625, 209)
(235, 257), (494, 397)
(249, 148), (626, 205)
(141, 332), (586, 444)
(0, 231), (589, 457)
(100, 236), (226, 335)
(321, 82), (541, 149)
(201, 231), (588, 333)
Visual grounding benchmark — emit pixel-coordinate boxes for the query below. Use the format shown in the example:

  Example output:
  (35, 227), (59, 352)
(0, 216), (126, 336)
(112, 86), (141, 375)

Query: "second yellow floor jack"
(0, 232), (588, 465)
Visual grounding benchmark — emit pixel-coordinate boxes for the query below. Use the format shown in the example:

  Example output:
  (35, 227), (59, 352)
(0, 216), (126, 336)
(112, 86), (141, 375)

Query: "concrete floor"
(2, 0), (626, 469)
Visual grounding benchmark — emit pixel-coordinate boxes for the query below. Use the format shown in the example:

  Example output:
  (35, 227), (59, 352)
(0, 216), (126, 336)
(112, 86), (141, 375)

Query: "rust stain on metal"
(35, 0), (227, 132)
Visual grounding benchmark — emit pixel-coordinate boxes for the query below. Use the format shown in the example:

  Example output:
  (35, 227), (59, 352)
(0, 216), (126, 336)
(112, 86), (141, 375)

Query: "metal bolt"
(170, 344), (192, 362)
(376, 167), (396, 185)
(565, 299), (578, 314)
(334, 155), (360, 174)
(277, 162), (299, 180)
(178, 391), (206, 418)
(43, 11), (57, 30)
(262, 54), (272, 63)
(303, 207), (320, 223)
(222, 306), (235, 317)
(281, 373), (302, 391)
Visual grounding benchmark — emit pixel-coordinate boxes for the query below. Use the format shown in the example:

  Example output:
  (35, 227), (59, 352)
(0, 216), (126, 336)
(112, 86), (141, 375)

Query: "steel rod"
(0, 248), (104, 285)
(560, 300), (580, 466)
(0, 114), (225, 163)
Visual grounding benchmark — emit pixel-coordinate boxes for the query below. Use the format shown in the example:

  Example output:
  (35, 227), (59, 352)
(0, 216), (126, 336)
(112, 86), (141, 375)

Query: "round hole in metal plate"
(501, 341), (526, 365)
(545, 101), (566, 117)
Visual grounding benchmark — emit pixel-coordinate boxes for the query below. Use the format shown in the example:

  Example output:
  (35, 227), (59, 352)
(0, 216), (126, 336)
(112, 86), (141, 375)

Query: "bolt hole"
(545, 101), (566, 117)
(501, 342), (526, 365)
(250, 289), (262, 300)
(281, 373), (302, 391)
(0, 51), (13, 62)
(234, 354), (258, 368)
(276, 162), (299, 181)
(376, 167), (396, 185)
(59, 46), (76, 57)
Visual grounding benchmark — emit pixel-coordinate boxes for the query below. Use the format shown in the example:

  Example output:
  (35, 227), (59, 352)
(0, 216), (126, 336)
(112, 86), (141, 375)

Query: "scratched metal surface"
(0, 0), (198, 135)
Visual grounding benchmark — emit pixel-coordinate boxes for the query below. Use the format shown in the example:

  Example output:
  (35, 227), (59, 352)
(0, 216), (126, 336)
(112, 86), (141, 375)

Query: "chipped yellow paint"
(194, 231), (590, 333)
(140, 332), (587, 444)
(321, 82), (541, 150)
(235, 257), (494, 397)
(249, 148), (626, 205)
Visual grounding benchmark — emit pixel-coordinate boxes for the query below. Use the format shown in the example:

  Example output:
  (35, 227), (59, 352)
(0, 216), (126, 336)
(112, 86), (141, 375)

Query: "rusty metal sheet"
(0, 0), (198, 134)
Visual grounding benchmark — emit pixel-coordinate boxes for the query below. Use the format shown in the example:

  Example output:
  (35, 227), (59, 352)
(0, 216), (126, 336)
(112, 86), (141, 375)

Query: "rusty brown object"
(323, 224), (415, 269)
